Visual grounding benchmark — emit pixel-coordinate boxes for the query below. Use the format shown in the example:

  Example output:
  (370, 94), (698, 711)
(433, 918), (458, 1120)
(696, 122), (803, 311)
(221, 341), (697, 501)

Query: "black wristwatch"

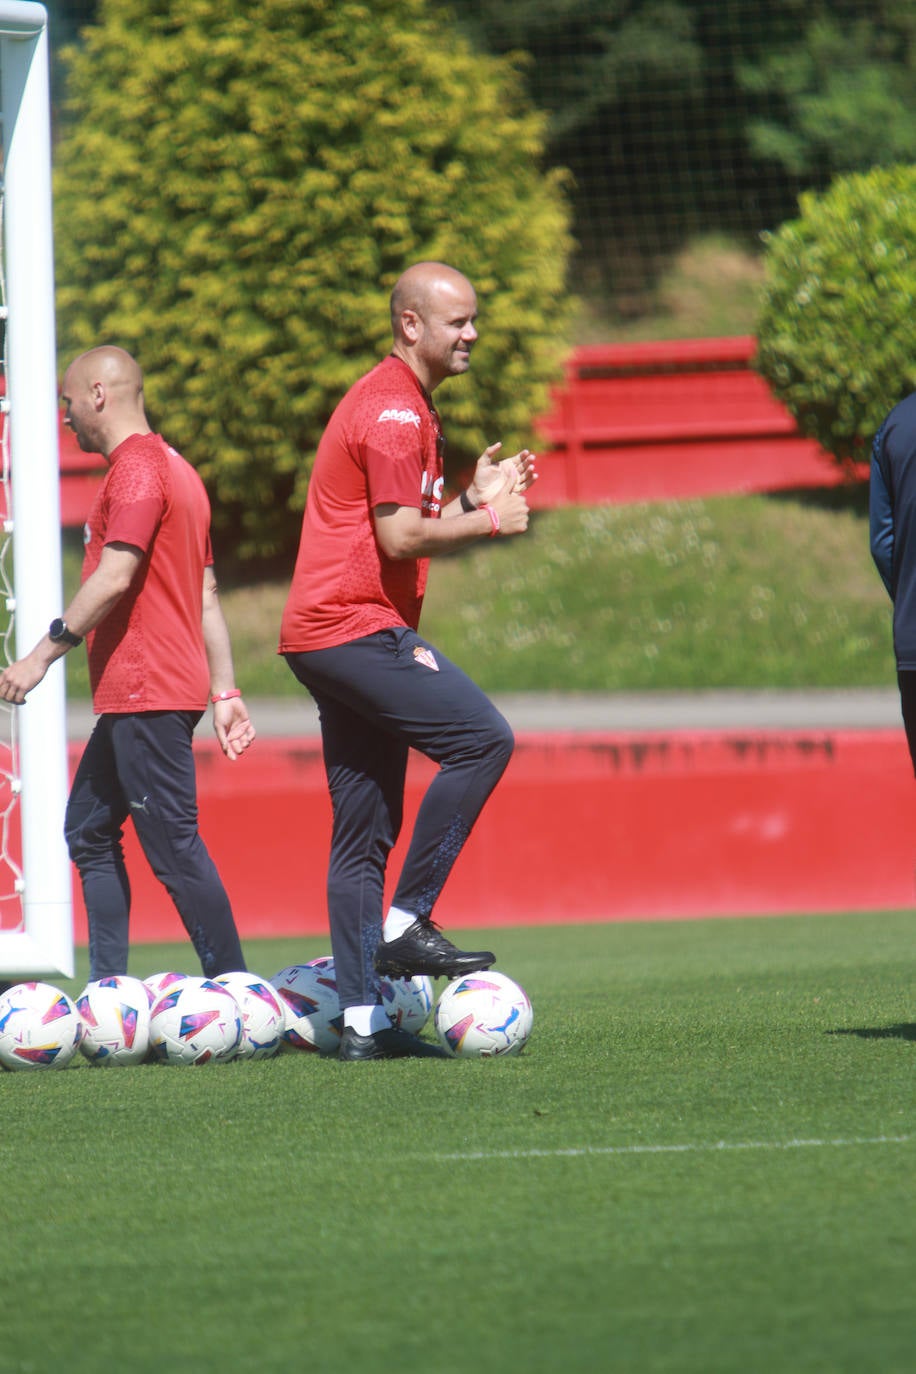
(49, 618), (83, 648)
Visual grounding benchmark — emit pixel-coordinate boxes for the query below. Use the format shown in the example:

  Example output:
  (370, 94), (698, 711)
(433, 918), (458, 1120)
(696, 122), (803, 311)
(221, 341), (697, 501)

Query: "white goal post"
(0, 1), (73, 978)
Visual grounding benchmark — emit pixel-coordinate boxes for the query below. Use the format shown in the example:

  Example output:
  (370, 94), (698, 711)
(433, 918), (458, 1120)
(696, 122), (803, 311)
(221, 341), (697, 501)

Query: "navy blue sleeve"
(870, 421), (894, 598)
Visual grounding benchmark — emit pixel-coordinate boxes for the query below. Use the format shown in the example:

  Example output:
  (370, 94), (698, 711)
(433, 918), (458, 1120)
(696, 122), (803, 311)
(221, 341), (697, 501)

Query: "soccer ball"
(306, 954), (335, 973)
(143, 971), (188, 1003)
(378, 973), (434, 1033)
(76, 975), (151, 1066)
(149, 976), (242, 1065)
(270, 962), (343, 1054)
(0, 981), (83, 1071)
(214, 971), (285, 1060)
(433, 971), (533, 1058)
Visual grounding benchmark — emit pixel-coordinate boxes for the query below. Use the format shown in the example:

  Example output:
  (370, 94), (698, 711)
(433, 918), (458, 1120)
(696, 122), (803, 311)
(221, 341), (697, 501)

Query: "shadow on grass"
(765, 482), (869, 518)
(828, 1025), (916, 1042)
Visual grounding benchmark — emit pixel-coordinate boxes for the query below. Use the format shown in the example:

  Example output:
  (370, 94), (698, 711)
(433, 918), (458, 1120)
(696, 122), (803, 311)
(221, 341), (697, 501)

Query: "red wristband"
(211, 689), (242, 703)
(482, 504), (500, 537)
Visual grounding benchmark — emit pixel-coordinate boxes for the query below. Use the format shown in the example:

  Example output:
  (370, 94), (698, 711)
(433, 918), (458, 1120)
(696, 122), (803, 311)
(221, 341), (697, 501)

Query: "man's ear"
(400, 309), (421, 343)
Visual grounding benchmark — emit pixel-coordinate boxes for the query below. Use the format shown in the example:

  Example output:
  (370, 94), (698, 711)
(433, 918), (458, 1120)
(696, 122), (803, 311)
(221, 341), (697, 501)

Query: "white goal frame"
(0, 1), (72, 978)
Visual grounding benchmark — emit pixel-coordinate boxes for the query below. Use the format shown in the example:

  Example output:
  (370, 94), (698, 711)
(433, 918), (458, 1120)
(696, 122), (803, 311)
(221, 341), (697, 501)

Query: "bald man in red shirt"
(281, 262), (538, 1060)
(0, 346), (255, 980)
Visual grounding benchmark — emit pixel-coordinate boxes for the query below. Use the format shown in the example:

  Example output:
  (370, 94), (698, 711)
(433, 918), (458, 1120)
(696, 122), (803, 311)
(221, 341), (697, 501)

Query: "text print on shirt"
(421, 470), (444, 515)
(377, 407), (421, 428)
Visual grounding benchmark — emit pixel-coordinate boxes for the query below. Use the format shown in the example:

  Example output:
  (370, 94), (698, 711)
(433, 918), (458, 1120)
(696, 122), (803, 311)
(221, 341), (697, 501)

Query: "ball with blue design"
(148, 976), (242, 1065)
(378, 973), (434, 1033)
(143, 970), (188, 1003)
(433, 971), (533, 1058)
(77, 975), (151, 1065)
(270, 961), (343, 1054)
(0, 981), (83, 1071)
(214, 971), (285, 1059)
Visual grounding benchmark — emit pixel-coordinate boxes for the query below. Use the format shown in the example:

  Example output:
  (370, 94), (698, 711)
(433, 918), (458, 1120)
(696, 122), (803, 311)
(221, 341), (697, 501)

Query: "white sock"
(383, 905), (417, 942)
(344, 1005), (390, 1036)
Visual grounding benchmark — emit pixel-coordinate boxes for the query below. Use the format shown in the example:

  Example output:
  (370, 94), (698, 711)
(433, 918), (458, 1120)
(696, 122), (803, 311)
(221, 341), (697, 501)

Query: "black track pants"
(285, 628), (514, 1008)
(65, 710), (245, 981)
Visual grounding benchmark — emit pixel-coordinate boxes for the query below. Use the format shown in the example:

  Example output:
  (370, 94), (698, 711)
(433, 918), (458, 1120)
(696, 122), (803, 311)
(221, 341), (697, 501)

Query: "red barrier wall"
(67, 728), (916, 947)
(57, 420), (105, 527)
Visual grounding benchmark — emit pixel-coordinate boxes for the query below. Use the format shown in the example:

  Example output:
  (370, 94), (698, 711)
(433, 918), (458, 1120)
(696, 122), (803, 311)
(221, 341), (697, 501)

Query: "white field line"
(438, 1134), (914, 1163)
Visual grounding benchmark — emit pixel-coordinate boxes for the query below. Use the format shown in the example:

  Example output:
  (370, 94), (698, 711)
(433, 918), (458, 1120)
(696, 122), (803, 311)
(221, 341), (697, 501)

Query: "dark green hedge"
(755, 164), (916, 463)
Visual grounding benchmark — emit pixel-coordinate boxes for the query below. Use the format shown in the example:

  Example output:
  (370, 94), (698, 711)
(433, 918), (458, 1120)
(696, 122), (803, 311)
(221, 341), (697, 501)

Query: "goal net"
(0, 1), (73, 979)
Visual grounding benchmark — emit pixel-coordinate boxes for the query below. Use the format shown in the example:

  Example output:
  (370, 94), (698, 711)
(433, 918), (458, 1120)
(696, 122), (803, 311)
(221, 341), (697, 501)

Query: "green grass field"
(62, 484), (894, 700)
(2, 914), (914, 1374)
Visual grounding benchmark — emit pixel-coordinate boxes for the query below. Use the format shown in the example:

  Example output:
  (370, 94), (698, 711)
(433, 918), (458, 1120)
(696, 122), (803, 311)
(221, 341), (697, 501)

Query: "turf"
(2, 914), (914, 1374)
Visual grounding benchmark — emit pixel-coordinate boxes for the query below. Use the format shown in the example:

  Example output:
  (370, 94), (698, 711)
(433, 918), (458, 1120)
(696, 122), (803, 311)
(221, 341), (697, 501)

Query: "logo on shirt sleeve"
(377, 407), (421, 428)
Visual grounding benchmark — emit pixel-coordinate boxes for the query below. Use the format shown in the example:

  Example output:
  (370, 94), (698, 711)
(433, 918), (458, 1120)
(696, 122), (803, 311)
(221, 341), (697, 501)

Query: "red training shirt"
(82, 432), (213, 712)
(279, 356), (444, 652)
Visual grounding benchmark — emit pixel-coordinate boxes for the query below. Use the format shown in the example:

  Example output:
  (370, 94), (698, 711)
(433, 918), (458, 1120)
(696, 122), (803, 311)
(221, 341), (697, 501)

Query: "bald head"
(390, 262), (474, 332)
(61, 346), (150, 458)
(389, 262), (479, 393)
(65, 345), (144, 398)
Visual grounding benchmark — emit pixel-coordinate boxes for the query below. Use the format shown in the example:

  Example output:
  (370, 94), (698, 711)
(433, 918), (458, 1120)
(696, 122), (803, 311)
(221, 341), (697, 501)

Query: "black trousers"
(65, 710), (246, 981)
(898, 671), (916, 775)
(285, 628), (514, 1009)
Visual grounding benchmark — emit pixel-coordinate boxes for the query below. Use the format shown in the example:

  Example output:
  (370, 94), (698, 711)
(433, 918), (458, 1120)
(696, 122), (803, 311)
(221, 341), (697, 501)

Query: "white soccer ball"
(270, 961), (343, 1054)
(306, 954), (335, 973)
(0, 981), (83, 1071)
(143, 971), (188, 1003)
(149, 975), (242, 1065)
(433, 971), (533, 1058)
(76, 975), (151, 1066)
(214, 972), (285, 1060)
(378, 973), (434, 1033)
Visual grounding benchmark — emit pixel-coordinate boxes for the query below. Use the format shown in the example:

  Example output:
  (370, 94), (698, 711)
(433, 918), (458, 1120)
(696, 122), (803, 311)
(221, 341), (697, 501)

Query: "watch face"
(49, 618), (79, 644)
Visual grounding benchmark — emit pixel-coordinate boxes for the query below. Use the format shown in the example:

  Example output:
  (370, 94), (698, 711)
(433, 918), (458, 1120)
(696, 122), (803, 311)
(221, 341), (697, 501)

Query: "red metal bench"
(531, 336), (865, 508)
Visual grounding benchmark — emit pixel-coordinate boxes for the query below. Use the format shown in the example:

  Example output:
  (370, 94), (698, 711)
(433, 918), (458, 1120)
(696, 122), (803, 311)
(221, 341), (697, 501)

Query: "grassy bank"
(62, 483), (893, 700)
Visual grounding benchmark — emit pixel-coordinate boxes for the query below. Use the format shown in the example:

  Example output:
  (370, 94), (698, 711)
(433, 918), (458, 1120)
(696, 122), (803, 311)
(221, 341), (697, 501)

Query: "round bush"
(54, 0), (573, 561)
(755, 163), (916, 463)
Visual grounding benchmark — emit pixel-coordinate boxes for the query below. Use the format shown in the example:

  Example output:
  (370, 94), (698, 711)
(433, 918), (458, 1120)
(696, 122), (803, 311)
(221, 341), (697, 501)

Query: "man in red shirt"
(0, 346), (255, 980)
(280, 262), (537, 1060)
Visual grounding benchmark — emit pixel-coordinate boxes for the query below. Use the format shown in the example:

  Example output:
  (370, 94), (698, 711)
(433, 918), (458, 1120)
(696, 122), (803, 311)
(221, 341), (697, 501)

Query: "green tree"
(755, 163), (916, 462)
(434, 1), (916, 305)
(54, 0), (573, 561)
(434, 0), (709, 295)
(738, 2), (916, 179)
